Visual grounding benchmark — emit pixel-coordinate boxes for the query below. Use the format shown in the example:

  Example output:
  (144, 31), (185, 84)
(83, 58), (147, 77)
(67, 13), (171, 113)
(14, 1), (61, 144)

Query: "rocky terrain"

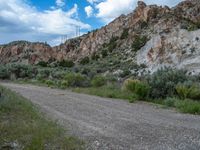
(0, 41), (53, 64)
(1, 0), (200, 74)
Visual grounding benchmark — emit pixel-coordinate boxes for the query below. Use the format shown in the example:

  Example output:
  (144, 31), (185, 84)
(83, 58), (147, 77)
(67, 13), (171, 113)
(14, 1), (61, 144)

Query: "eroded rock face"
(0, 41), (54, 64)
(174, 0), (200, 24)
(137, 29), (200, 74)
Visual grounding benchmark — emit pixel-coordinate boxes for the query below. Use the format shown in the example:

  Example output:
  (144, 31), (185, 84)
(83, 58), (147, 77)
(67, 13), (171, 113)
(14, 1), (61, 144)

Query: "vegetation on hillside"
(132, 35), (148, 52)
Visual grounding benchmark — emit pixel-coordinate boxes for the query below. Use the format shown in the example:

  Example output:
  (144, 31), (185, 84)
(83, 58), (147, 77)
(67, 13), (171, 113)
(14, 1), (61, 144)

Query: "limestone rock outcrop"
(137, 29), (200, 74)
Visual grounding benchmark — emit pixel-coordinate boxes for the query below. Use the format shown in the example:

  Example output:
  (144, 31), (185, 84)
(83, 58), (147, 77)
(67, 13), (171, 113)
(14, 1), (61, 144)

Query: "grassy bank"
(13, 79), (200, 115)
(73, 85), (137, 103)
(73, 86), (200, 115)
(0, 85), (84, 149)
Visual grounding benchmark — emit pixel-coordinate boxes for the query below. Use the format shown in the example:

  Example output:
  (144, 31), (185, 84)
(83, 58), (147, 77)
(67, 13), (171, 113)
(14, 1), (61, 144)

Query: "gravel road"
(2, 83), (200, 150)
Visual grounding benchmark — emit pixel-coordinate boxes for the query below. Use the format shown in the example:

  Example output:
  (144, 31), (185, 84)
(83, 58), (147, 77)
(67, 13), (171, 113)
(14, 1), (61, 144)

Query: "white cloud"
(95, 0), (183, 23)
(95, 0), (136, 22)
(0, 0), (90, 45)
(56, 0), (65, 7)
(85, 6), (93, 17)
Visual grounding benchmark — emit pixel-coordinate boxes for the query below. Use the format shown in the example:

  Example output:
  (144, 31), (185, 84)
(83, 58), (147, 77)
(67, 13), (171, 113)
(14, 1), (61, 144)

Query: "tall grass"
(73, 84), (137, 103)
(0, 85), (83, 149)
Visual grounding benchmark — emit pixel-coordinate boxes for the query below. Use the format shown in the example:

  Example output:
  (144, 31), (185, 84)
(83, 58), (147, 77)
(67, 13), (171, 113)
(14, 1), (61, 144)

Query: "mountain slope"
(1, 0), (200, 74)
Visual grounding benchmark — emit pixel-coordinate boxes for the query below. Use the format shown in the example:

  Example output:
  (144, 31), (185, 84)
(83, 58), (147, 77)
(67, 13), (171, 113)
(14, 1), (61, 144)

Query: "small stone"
(94, 140), (100, 146)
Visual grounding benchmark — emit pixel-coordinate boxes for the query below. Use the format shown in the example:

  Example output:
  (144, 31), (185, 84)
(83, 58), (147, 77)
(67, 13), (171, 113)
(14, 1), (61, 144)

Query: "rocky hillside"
(1, 0), (200, 74)
(0, 41), (53, 64)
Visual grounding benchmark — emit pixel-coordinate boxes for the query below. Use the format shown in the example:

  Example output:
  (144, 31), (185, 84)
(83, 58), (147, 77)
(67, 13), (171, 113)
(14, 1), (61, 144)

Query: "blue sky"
(0, 0), (183, 46)
(30, 0), (104, 29)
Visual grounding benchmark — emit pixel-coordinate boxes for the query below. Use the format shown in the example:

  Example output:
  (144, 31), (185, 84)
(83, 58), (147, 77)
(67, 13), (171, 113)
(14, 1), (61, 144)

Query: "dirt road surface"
(2, 83), (200, 150)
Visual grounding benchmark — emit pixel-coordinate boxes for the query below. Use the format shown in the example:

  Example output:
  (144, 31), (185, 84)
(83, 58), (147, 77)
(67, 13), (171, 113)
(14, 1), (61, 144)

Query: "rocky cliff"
(1, 0), (200, 74)
(0, 41), (53, 64)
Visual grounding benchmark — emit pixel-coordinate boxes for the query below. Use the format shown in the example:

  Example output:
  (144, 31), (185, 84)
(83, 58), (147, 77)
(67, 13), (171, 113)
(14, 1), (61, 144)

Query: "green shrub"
(20, 65), (37, 78)
(188, 85), (200, 101)
(106, 75), (117, 83)
(134, 82), (150, 100)
(37, 61), (48, 67)
(81, 68), (91, 75)
(175, 82), (200, 101)
(163, 97), (176, 107)
(58, 60), (74, 68)
(64, 73), (88, 87)
(80, 57), (90, 65)
(0, 66), (9, 79)
(36, 74), (44, 81)
(132, 35), (148, 52)
(6, 64), (37, 79)
(60, 80), (69, 89)
(122, 79), (140, 92)
(108, 42), (117, 53)
(140, 21), (148, 29)
(91, 53), (100, 60)
(119, 69), (131, 78)
(109, 36), (118, 43)
(123, 79), (150, 100)
(51, 71), (66, 79)
(37, 68), (51, 79)
(107, 37), (118, 52)
(187, 23), (200, 31)
(73, 84), (137, 102)
(91, 75), (106, 87)
(101, 49), (108, 58)
(175, 99), (200, 114)
(146, 68), (188, 99)
(120, 28), (129, 39)
(45, 80), (54, 87)
(176, 84), (191, 99)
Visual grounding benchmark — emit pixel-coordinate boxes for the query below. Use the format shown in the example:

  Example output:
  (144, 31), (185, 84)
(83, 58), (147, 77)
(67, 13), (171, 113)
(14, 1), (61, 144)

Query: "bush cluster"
(100, 36), (118, 56)
(37, 61), (48, 67)
(120, 28), (129, 39)
(91, 75), (106, 87)
(122, 68), (200, 103)
(123, 79), (149, 100)
(37, 60), (75, 68)
(0, 66), (9, 79)
(176, 84), (191, 99)
(58, 60), (74, 68)
(0, 64), (37, 80)
(132, 35), (148, 52)
(145, 68), (188, 99)
(107, 37), (118, 52)
(64, 73), (89, 87)
(101, 49), (108, 58)
(176, 83), (200, 101)
(80, 57), (90, 65)
(91, 53), (100, 61)
(45, 80), (55, 87)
